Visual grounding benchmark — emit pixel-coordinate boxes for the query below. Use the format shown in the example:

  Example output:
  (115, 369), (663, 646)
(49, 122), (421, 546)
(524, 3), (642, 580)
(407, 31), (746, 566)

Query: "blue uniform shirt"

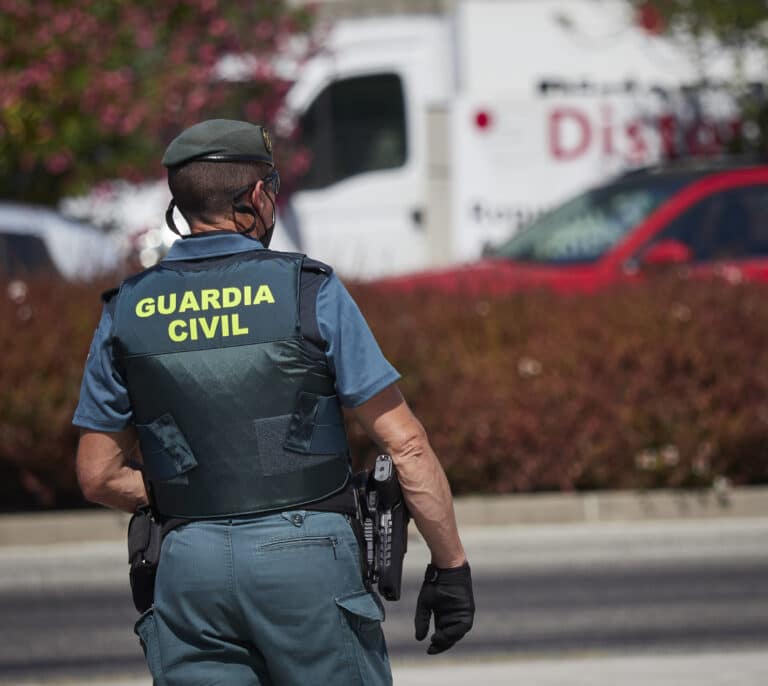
(73, 233), (400, 431)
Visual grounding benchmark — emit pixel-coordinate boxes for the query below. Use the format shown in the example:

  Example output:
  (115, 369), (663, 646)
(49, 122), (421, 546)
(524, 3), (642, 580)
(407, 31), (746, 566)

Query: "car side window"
(0, 233), (56, 277)
(297, 73), (407, 191)
(643, 184), (768, 262)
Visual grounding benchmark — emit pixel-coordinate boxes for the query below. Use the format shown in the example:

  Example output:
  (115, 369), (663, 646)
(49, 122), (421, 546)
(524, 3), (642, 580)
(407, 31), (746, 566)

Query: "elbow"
(75, 459), (108, 506)
(389, 422), (430, 463)
(77, 473), (106, 505)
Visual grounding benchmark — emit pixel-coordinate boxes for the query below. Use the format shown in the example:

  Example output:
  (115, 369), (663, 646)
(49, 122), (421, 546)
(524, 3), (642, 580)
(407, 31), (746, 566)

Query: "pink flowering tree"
(0, 0), (316, 206)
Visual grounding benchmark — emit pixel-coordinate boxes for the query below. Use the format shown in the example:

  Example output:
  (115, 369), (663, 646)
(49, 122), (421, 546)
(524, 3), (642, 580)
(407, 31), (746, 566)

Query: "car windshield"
(488, 177), (689, 264)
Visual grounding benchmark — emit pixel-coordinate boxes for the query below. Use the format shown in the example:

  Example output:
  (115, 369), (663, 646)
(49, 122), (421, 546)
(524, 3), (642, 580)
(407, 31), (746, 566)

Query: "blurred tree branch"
(632, 0), (768, 49)
(631, 1), (768, 155)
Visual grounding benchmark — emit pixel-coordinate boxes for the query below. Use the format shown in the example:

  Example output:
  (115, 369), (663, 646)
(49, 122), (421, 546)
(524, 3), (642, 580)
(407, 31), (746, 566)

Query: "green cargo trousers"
(134, 510), (392, 686)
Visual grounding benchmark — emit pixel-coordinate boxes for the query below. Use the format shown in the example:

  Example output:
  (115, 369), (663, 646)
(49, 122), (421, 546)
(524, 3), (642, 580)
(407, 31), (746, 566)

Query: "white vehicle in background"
(60, 0), (764, 280)
(61, 181), (174, 270)
(273, 0), (764, 279)
(0, 203), (124, 280)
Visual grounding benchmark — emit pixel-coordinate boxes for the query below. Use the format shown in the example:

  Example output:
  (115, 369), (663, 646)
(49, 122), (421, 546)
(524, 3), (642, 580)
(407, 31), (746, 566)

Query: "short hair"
(167, 160), (271, 224)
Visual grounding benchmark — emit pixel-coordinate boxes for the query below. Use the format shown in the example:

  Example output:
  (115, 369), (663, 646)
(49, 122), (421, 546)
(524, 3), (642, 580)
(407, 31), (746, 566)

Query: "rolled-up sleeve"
(72, 305), (132, 431)
(316, 275), (400, 407)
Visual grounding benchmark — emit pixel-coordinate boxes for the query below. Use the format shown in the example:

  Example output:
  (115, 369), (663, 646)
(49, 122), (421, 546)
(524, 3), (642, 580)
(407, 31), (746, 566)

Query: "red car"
(376, 162), (768, 294)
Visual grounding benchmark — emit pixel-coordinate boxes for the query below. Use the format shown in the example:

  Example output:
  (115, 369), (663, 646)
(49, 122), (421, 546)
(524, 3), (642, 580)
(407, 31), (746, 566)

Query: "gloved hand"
(414, 561), (475, 654)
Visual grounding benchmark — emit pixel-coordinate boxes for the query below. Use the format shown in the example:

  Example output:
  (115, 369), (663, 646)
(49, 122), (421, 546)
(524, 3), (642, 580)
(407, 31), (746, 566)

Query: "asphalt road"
(0, 519), (766, 684)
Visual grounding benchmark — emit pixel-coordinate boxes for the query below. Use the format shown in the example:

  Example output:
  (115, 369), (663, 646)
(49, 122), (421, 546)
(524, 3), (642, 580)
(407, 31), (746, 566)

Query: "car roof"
(614, 156), (768, 183)
(0, 201), (122, 280)
(0, 202), (104, 238)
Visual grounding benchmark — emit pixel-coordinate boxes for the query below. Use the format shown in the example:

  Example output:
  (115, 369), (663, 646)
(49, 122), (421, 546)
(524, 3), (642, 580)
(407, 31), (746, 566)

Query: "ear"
(250, 180), (266, 209)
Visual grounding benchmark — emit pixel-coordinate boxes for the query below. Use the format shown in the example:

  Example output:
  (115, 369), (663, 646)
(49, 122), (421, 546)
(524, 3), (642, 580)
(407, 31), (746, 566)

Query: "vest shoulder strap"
(297, 257), (334, 352)
(302, 256), (333, 276)
(101, 286), (120, 319)
(101, 286), (119, 304)
(262, 248), (333, 277)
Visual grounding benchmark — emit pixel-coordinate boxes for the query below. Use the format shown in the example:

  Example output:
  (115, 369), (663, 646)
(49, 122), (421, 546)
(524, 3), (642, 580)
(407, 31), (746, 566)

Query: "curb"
(0, 509), (129, 547)
(0, 485), (766, 547)
(453, 484), (768, 526)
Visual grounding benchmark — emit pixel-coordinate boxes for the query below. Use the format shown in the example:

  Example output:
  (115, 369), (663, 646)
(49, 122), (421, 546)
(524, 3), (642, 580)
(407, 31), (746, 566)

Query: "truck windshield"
(488, 178), (688, 263)
(298, 73), (407, 191)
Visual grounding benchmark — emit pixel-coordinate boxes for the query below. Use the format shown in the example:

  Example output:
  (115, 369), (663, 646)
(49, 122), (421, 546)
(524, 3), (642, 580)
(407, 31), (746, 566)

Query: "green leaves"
(637, 0), (768, 45)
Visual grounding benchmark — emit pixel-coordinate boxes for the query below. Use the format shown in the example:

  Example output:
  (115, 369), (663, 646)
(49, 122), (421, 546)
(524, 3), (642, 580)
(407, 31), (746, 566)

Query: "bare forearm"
(80, 465), (148, 513)
(389, 432), (466, 569)
(348, 386), (467, 568)
(76, 429), (149, 514)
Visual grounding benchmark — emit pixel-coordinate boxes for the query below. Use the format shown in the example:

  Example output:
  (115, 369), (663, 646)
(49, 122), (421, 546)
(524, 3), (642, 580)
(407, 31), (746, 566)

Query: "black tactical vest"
(111, 248), (351, 518)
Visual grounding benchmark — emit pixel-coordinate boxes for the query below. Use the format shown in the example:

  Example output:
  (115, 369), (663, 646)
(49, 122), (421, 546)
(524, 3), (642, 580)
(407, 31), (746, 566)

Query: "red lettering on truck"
(549, 107), (591, 160)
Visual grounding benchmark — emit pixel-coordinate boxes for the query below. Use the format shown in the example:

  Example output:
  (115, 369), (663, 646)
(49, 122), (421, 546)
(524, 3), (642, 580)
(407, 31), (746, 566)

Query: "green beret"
(162, 119), (274, 167)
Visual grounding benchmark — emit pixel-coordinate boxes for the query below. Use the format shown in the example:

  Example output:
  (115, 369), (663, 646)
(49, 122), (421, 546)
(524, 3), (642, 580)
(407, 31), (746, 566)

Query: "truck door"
(277, 70), (426, 280)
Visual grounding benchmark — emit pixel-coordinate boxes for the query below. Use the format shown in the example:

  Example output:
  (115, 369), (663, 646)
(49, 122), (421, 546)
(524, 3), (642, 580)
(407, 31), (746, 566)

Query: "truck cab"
(271, 16), (451, 278)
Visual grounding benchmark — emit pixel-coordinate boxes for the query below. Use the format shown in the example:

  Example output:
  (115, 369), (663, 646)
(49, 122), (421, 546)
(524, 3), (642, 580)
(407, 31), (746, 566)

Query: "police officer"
(74, 119), (474, 686)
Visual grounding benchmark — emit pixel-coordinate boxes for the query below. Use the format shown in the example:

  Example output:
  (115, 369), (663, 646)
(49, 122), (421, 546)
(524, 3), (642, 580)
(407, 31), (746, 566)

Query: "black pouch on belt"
(127, 506), (162, 613)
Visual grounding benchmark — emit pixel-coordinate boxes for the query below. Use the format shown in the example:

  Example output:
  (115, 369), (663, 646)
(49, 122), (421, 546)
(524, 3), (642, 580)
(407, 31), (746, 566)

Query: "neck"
(187, 211), (238, 233)
(189, 223), (238, 235)
(186, 225), (267, 245)
(189, 214), (265, 239)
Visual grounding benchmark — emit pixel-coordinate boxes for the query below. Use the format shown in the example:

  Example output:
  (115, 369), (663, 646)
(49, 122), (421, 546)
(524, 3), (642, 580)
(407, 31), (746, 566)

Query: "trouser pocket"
(134, 608), (167, 686)
(335, 590), (392, 686)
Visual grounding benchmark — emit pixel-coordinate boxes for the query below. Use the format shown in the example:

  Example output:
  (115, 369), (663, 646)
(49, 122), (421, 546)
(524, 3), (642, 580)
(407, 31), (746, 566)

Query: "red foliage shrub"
(1, 273), (767, 509)
(348, 276), (768, 495)
(0, 276), (106, 509)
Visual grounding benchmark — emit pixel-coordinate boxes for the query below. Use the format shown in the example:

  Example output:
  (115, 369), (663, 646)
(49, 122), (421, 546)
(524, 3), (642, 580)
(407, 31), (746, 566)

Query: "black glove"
(414, 561), (475, 654)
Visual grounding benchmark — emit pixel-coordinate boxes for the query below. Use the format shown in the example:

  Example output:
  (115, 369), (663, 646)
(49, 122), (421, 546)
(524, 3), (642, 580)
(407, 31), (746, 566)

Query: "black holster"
(353, 455), (410, 601)
(127, 506), (163, 613)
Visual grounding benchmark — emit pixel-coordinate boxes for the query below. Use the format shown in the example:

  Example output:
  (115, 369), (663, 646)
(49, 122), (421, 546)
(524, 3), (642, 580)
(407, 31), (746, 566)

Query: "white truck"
(272, 0), (757, 279)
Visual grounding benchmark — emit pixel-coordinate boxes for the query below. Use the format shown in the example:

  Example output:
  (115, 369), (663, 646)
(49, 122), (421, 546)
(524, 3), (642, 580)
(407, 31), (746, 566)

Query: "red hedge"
(347, 276), (768, 494)
(1, 273), (767, 510)
(1, 276), (104, 509)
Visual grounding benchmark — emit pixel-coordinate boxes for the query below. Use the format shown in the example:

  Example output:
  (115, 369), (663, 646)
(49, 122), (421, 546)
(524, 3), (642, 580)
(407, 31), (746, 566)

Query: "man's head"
(162, 119), (280, 244)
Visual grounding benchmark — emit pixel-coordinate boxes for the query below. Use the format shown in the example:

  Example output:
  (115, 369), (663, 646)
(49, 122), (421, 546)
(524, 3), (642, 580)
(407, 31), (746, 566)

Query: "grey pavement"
(1, 484), (767, 547)
(3, 517), (768, 593)
(11, 651), (768, 686)
(2, 489), (767, 685)
(2, 517), (767, 685)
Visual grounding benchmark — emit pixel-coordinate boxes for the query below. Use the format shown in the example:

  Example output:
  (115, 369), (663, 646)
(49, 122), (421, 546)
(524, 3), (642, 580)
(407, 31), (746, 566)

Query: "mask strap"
(232, 185), (259, 235)
(260, 193), (277, 248)
(165, 199), (183, 237)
